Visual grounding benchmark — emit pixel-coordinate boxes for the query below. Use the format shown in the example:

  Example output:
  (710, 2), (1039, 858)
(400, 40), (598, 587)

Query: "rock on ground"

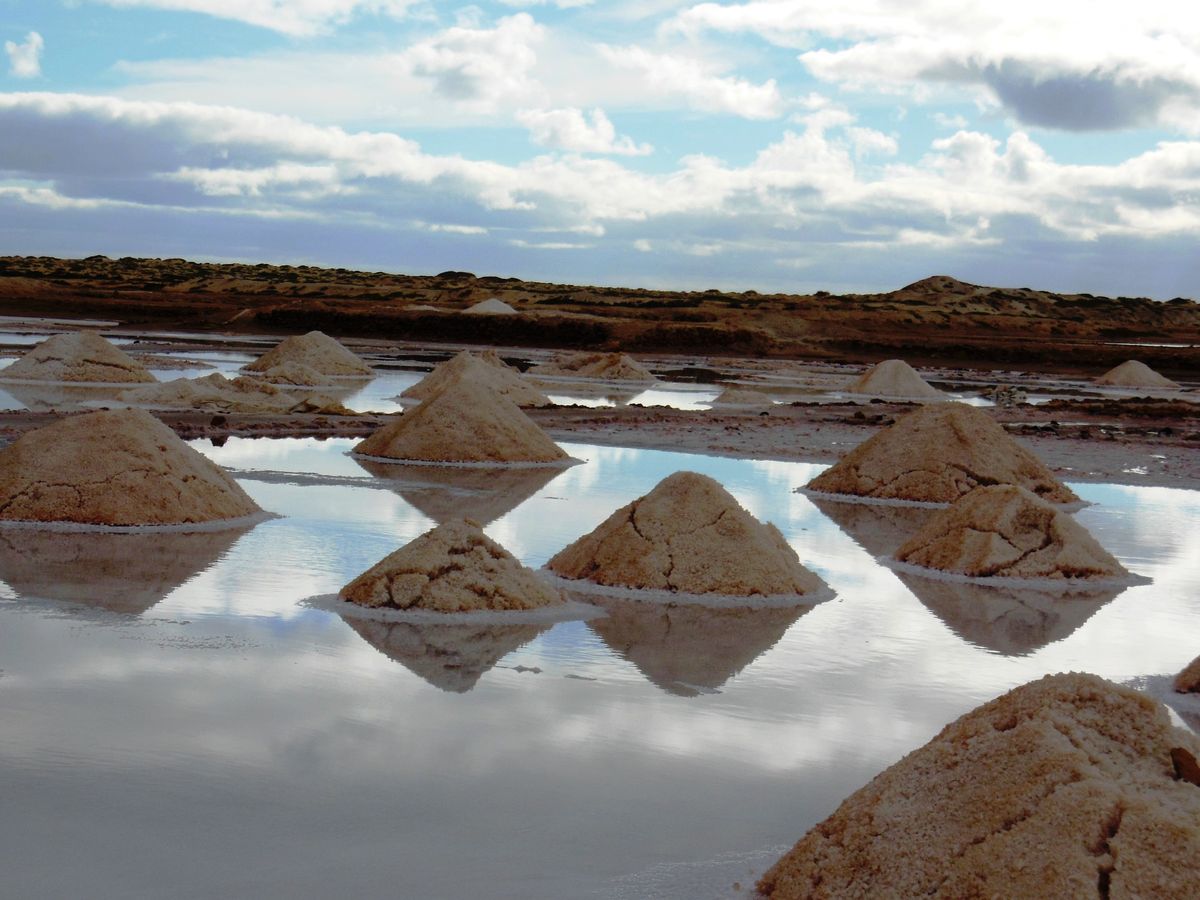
(758, 672), (1200, 899)
(2, 331), (156, 384)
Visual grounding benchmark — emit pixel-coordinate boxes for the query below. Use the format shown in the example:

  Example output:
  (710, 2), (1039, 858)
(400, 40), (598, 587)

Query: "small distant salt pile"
(894, 484), (1129, 581)
(528, 351), (656, 382)
(1097, 360), (1179, 389)
(805, 402), (1079, 505)
(548, 471), (825, 598)
(255, 361), (330, 387)
(341, 518), (564, 613)
(0, 408), (260, 527)
(401, 351), (552, 408)
(463, 298), (517, 315)
(846, 358), (944, 400)
(117, 373), (351, 415)
(2, 331), (155, 384)
(243, 330), (372, 377)
(1178, 655), (1200, 694)
(758, 673), (1200, 899)
(354, 379), (570, 466)
(709, 386), (773, 408)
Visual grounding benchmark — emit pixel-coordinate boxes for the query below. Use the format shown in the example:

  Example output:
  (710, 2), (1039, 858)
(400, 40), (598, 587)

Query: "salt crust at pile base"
(243, 330), (372, 377)
(548, 471), (827, 601)
(845, 358), (944, 400)
(354, 379), (572, 467)
(0, 408), (261, 528)
(1097, 359), (1180, 389)
(1, 331), (156, 384)
(463, 298), (517, 315)
(1178, 656), (1200, 694)
(528, 351), (656, 382)
(401, 351), (552, 407)
(891, 484), (1133, 584)
(709, 386), (774, 408)
(340, 518), (566, 614)
(758, 673), (1200, 899)
(116, 373), (352, 415)
(804, 402), (1079, 506)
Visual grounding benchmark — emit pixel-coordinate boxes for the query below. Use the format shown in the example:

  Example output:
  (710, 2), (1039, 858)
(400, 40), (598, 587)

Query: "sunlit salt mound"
(0, 408), (260, 527)
(354, 379), (570, 466)
(1096, 359), (1180, 389)
(243, 330), (372, 377)
(1178, 655), (1200, 694)
(528, 351), (656, 382)
(117, 373), (351, 415)
(1, 331), (155, 384)
(806, 402), (1079, 506)
(894, 485), (1128, 581)
(463, 298), (517, 315)
(255, 361), (330, 387)
(341, 519), (564, 613)
(709, 386), (773, 408)
(548, 471), (825, 598)
(401, 351), (552, 408)
(758, 673), (1200, 899)
(846, 358), (944, 400)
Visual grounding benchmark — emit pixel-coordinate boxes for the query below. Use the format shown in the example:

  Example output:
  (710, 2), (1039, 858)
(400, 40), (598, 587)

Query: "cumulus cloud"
(667, 1), (1200, 133)
(5, 32), (44, 79)
(92, 0), (420, 37)
(517, 107), (652, 155)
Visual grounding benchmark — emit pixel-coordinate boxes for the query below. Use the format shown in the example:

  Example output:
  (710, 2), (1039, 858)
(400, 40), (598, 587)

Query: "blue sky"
(3, 1), (1200, 297)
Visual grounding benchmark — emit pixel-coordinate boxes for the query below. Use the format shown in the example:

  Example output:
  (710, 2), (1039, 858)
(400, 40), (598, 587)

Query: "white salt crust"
(0, 509), (276, 534)
(349, 451), (582, 470)
(542, 571), (836, 609)
(303, 592), (604, 625)
(797, 486), (1089, 512)
(882, 556), (1151, 593)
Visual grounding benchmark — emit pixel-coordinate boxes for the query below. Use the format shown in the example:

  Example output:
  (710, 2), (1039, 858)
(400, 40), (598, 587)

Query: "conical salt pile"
(758, 673), (1200, 899)
(243, 330), (372, 377)
(1178, 655), (1200, 694)
(354, 379), (569, 466)
(528, 351), (656, 382)
(463, 298), (517, 315)
(401, 351), (552, 408)
(256, 361), (330, 386)
(894, 484), (1128, 580)
(846, 358), (944, 399)
(341, 518), (564, 612)
(1, 332), (155, 384)
(806, 402), (1078, 505)
(710, 386), (773, 408)
(1096, 360), (1179, 389)
(548, 471), (826, 597)
(0, 408), (261, 527)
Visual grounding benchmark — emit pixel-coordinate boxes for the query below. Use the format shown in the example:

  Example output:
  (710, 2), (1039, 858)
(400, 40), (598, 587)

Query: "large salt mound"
(0, 408), (261, 527)
(2, 332), (155, 384)
(758, 673), (1200, 899)
(805, 402), (1079, 505)
(243, 330), (372, 377)
(256, 361), (331, 386)
(117, 373), (352, 415)
(528, 351), (656, 382)
(846, 358), (944, 400)
(354, 379), (570, 466)
(340, 518), (564, 613)
(548, 471), (826, 598)
(1097, 360), (1180, 389)
(894, 484), (1129, 580)
(709, 386), (774, 408)
(463, 298), (517, 315)
(1178, 655), (1200, 694)
(401, 351), (552, 408)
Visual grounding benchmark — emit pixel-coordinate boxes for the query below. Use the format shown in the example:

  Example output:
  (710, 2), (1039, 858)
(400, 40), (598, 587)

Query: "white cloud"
(5, 32), (43, 79)
(517, 107), (652, 156)
(499, 0), (593, 7)
(92, 0), (421, 37)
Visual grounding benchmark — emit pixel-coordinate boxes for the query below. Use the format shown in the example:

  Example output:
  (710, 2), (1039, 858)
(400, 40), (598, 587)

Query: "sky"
(2, 1), (1200, 297)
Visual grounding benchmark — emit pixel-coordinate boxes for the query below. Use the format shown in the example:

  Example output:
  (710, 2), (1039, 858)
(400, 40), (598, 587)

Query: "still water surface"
(0, 439), (1196, 898)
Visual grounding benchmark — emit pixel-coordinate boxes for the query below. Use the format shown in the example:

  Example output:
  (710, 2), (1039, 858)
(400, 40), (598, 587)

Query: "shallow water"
(0, 439), (1196, 899)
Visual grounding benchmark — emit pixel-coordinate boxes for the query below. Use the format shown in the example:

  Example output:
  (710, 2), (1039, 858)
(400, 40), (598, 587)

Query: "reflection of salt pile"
(1178, 656), (1200, 694)
(255, 362), (330, 386)
(587, 597), (810, 696)
(0, 526), (250, 614)
(1096, 360), (1180, 389)
(463, 298), (517, 315)
(117, 373), (351, 415)
(846, 358), (944, 400)
(549, 471), (826, 598)
(243, 330), (372, 377)
(894, 485), (1128, 580)
(355, 380), (570, 466)
(709, 386), (773, 408)
(805, 402), (1079, 505)
(898, 572), (1120, 655)
(0, 408), (261, 527)
(528, 351), (656, 382)
(341, 519), (563, 612)
(401, 351), (552, 408)
(354, 458), (563, 527)
(808, 497), (934, 557)
(342, 617), (548, 693)
(2, 332), (155, 384)
(759, 673), (1200, 899)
